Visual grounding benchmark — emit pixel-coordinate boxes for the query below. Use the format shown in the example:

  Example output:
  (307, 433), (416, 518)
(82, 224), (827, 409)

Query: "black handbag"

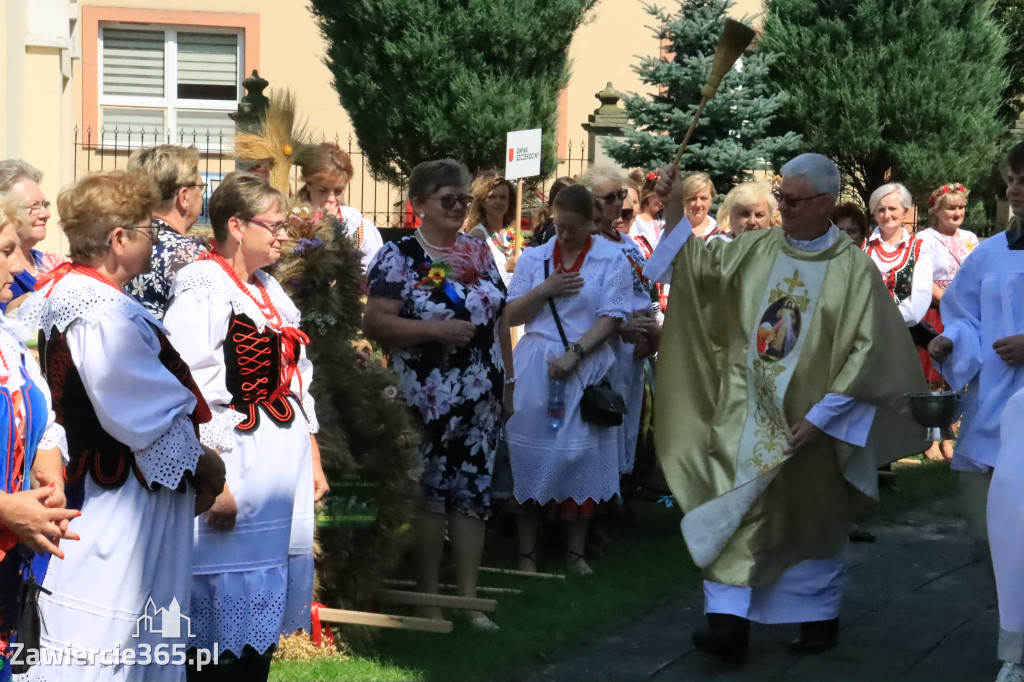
(544, 260), (627, 427)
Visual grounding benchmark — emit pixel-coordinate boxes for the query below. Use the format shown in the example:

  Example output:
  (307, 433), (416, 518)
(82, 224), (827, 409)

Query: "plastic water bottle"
(547, 377), (567, 430)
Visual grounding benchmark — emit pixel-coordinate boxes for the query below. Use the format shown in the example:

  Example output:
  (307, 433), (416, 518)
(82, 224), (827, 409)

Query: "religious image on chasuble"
(655, 227), (927, 588)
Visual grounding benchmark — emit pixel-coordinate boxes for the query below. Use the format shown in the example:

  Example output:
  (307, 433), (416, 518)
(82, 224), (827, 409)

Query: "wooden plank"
(316, 608), (453, 633)
(479, 566), (565, 579)
(382, 579), (523, 596)
(375, 589), (497, 612)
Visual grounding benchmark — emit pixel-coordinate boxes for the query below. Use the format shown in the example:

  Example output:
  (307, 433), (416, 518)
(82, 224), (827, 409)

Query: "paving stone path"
(522, 498), (999, 682)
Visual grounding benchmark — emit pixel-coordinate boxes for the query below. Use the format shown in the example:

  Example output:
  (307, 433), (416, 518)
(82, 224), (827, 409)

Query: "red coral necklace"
(200, 251), (283, 329)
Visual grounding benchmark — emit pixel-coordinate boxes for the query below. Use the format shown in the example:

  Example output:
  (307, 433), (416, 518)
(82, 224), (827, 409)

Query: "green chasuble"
(655, 227), (927, 588)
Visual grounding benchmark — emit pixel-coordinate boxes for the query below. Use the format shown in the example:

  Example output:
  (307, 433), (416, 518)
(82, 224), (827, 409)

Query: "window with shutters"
(98, 24), (242, 150)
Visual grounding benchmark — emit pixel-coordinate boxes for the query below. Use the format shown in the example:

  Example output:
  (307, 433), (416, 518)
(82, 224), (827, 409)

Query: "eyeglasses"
(26, 201), (51, 215)
(122, 224), (159, 246)
(245, 217), (289, 236)
(620, 208), (634, 221)
(596, 189), (629, 204)
(430, 194), (473, 210)
(777, 192), (826, 208)
(182, 182), (208, 192)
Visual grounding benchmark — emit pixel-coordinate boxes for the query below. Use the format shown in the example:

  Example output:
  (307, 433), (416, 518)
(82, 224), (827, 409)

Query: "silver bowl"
(906, 391), (964, 440)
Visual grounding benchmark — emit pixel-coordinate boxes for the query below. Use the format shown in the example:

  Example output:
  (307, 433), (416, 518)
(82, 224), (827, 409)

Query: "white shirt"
(917, 226), (978, 290)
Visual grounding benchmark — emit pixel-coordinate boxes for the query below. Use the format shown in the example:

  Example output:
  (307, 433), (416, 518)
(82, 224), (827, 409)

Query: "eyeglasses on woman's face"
(245, 217), (289, 236)
(430, 193), (473, 211)
(26, 200), (51, 215)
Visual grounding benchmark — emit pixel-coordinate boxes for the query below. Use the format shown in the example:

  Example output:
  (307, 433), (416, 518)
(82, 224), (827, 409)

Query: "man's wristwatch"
(569, 343), (586, 357)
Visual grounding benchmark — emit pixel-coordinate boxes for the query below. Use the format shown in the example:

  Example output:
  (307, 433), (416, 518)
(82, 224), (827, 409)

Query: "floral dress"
(367, 235), (506, 520)
(125, 217), (208, 320)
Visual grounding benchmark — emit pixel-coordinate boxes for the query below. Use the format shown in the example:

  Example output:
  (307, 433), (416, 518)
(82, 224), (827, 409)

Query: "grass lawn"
(270, 460), (958, 682)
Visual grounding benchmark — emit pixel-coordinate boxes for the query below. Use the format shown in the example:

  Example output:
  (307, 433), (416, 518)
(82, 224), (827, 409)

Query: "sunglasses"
(597, 189), (629, 204)
(620, 208), (634, 221)
(431, 194), (473, 210)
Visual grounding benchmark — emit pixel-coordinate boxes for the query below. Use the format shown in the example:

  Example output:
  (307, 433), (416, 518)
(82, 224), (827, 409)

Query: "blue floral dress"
(367, 234), (506, 520)
(125, 218), (208, 320)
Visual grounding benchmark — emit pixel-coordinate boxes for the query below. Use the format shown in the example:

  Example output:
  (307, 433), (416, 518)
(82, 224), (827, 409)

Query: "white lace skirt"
(28, 476), (195, 681)
(189, 414), (314, 655)
(506, 333), (620, 504)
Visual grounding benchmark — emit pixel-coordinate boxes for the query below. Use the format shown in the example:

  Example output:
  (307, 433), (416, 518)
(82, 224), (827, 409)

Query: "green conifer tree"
(308, 0), (596, 182)
(604, 0), (800, 193)
(761, 0), (1008, 207)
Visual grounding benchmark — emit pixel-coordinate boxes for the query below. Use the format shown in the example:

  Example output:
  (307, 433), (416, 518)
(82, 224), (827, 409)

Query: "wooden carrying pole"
(513, 179), (524, 257)
(316, 607), (454, 634)
(672, 18), (757, 170)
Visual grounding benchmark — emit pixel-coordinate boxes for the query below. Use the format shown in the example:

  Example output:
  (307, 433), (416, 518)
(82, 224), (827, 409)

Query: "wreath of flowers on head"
(928, 183), (969, 207)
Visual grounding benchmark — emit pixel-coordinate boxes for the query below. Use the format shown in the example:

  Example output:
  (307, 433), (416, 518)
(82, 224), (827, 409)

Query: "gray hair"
(868, 183), (913, 214)
(0, 159), (42, 193)
(408, 159), (471, 202)
(577, 165), (626, 192)
(779, 154), (840, 200)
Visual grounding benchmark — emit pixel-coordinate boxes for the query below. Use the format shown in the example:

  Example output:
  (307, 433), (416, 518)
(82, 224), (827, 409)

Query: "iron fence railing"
(72, 125), (590, 228)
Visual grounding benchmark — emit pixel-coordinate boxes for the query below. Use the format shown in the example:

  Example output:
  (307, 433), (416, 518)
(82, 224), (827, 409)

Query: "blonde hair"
(0, 193), (31, 239)
(465, 173), (516, 230)
(681, 172), (716, 201)
(127, 145), (200, 203)
(58, 170), (160, 261)
(715, 182), (776, 234)
(927, 183), (969, 222)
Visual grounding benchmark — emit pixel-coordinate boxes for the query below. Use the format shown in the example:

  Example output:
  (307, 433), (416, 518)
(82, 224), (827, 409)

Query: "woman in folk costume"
(578, 166), (656, 477)
(293, 142), (383, 273)
(916, 183), (978, 462)
(465, 173), (519, 286)
(0, 194), (76, 680)
(504, 184), (633, 575)
(21, 170), (225, 682)
(164, 171), (328, 680)
(863, 182), (935, 326)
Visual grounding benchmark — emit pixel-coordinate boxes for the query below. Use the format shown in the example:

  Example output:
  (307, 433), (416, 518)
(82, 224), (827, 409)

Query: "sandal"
(518, 551), (537, 573)
(565, 551), (593, 576)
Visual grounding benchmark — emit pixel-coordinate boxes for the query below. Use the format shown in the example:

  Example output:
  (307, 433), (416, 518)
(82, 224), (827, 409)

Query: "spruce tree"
(604, 0), (801, 193)
(761, 0), (1008, 207)
(308, 0), (596, 183)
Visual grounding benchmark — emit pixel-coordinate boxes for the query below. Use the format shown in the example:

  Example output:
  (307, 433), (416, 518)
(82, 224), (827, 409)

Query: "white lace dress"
(164, 261), (317, 657)
(598, 234), (653, 475)
(20, 273), (205, 682)
(505, 237), (633, 505)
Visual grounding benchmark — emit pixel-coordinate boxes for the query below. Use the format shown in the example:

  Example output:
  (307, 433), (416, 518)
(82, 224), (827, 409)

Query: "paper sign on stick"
(505, 129), (542, 180)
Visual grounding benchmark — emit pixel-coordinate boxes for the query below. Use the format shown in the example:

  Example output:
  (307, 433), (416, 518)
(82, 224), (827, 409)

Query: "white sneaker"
(996, 661), (1024, 682)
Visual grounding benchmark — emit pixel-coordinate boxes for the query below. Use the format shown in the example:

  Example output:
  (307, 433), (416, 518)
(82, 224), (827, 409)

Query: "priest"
(649, 154), (926, 663)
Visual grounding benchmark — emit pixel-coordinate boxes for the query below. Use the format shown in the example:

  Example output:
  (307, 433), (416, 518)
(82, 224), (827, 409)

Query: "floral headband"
(928, 183), (968, 207)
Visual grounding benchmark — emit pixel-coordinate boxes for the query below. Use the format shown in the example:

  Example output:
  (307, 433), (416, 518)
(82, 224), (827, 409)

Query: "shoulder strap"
(544, 259), (570, 351)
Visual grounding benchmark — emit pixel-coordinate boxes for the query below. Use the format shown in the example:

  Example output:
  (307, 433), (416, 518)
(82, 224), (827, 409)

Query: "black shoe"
(787, 618), (839, 654)
(692, 613), (750, 664)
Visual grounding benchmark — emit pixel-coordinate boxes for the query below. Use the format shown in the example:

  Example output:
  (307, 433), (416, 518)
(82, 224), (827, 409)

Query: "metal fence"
(72, 126), (590, 228)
